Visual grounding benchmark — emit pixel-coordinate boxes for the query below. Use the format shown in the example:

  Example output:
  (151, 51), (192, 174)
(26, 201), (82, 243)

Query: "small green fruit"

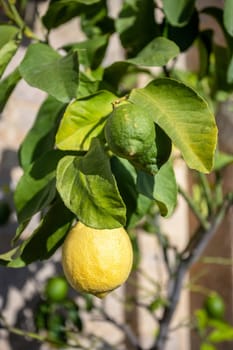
(105, 102), (158, 174)
(204, 293), (225, 320)
(45, 277), (68, 302)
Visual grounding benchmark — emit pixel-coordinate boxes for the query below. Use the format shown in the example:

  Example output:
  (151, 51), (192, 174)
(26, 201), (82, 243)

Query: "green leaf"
(14, 150), (65, 227)
(195, 309), (208, 333)
(116, 0), (158, 57)
(110, 157), (152, 228)
(19, 96), (66, 170)
(202, 7), (233, 48)
(42, 0), (101, 30)
(0, 40), (19, 78)
(224, 0), (233, 36)
(103, 61), (143, 94)
(0, 247), (19, 266)
(213, 44), (232, 90)
(0, 25), (19, 48)
(5, 199), (74, 267)
(167, 10), (199, 52)
(0, 68), (21, 113)
(56, 90), (117, 151)
(196, 30), (213, 79)
(77, 70), (101, 98)
(56, 139), (126, 229)
(227, 53), (233, 84)
(19, 43), (79, 103)
(64, 35), (109, 69)
(163, 0), (195, 27)
(129, 78), (217, 173)
(207, 322), (233, 343)
(137, 161), (177, 217)
(127, 37), (179, 67)
(80, 0), (114, 38)
(214, 151), (233, 171)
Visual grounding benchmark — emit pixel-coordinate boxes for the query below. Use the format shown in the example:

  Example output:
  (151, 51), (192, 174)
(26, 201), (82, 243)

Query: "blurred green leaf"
(14, 150), (65, 227)
(0, 40), (19, 78)
(0, 25), (19, 48)
(110, 157), (152, 228)
(56, 139), (126, 229)
(0, 68), (21, 113)
(42, 0), (101, 30)
(137, 161), (177, 217)
(116, 0), (158, 57)
(207, 322), (233, 343)
(19, 43), (79, 102)
(163, 0), (195, 27)
(213, 150), (233, 171)
(8, 198), (74, 267)
(84, 294), (94, 311)
(167, 10), (199, 52)
(195, 309), (208, 334)
(65, 35), (109, 69)
(200, 343), (216, 350)
(19, 96), (66, 170)
(127, 37), (179, 67)
(80, 0), (114, 38)
(148, 297), (168, 312)
(224, 0), (233, 37)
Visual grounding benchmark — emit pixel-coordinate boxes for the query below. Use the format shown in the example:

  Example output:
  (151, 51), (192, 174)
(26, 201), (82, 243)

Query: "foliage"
(0, 0), (233, 349)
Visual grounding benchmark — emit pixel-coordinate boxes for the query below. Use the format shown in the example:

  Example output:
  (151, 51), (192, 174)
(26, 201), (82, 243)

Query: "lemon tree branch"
(150, 193), (233, 350)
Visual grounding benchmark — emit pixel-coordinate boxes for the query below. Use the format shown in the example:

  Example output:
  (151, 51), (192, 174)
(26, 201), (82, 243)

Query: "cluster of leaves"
(35, 276), (92, 347)
(0, 0), (233, 270)
(195, 293), (233, 350)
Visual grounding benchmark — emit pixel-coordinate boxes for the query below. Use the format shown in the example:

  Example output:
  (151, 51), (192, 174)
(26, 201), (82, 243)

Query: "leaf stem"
(1, 0), (41, 41)
(198, 173), (213, 214)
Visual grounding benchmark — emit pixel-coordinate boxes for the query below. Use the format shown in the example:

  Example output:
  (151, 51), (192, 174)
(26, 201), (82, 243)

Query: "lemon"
(105, 101), (158, 174)
(62, 222), (133, 298)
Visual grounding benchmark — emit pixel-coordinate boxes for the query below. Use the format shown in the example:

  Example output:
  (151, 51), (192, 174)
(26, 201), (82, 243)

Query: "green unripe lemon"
(105, 102), (158, 174)
(45, 277), (68, 302)
(204, 293), (225, 320)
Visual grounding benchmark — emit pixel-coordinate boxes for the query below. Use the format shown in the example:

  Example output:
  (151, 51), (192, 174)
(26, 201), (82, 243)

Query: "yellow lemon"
(62, 222), (133, 298)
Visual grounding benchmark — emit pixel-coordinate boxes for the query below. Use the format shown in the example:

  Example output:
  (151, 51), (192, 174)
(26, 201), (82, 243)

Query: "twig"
(149, 193), (232, 350)
(0, 313), (83, 349)
(98, 308), (143, 350)
(155, 226), (173, 276)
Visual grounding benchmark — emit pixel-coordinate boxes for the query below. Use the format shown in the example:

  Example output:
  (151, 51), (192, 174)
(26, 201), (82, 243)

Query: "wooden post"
(190, 101), (233, 349)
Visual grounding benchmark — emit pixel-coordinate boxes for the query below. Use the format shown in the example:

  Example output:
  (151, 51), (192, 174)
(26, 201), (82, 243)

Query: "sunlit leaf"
(56, 90), (117, 151)
(129, 78), (217, 173)
(56, 139), (126, 229)
(137, 161), (177, 217)
(19, 43), (79, 102)
(127, 37), (179, 67)
(163, 0), (195, 27)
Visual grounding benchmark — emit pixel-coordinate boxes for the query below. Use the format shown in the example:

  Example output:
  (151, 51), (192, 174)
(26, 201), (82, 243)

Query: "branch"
(178, 185), (210, 230)
(182, 193), (232, 265)
(99, 308), (143, 350)
(149, 193), (233, 350)
(0, 313), (83, 349)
